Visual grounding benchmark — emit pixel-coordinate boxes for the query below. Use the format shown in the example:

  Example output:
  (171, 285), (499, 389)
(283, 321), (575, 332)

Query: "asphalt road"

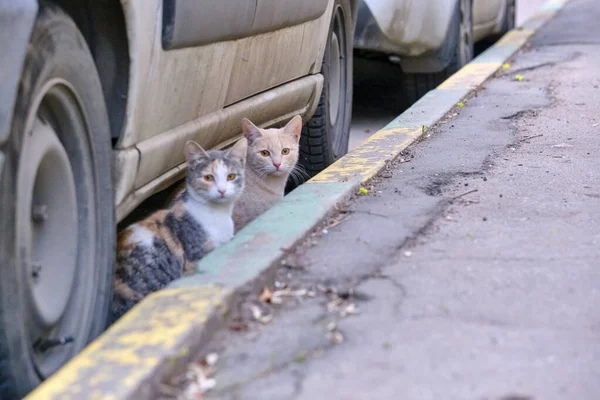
(204, 1), (600, 399)
(349, 0), (549, 151)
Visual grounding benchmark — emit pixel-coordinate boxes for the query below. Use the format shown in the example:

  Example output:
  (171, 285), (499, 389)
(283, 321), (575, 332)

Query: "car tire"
(298, 0), (354, 180)
(401, 0), (474, 107)
(0, 4), (114, 398)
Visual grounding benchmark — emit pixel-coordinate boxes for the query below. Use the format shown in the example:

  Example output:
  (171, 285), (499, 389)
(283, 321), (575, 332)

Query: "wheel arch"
(44, 0), (130, 144)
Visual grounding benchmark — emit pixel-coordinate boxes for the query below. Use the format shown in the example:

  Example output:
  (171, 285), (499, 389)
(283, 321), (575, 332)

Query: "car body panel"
(0, 0), (37, 145)
(355, 0), (455, 56)
(354, 0), (507, 57)
(162, 0), (329, 50)
(162, 0), (256, 50)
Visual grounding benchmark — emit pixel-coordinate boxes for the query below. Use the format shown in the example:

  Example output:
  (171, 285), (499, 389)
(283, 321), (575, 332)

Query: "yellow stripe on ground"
(310, 127), (422, 184)
(26, 285), (227, 400)
(438, 62), (501, 90)
(496, 29), (535, 46)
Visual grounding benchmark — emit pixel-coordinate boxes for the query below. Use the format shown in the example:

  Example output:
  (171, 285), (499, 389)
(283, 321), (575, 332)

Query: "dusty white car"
(0, 0), (357, 397)
(354, 0), (515, 102)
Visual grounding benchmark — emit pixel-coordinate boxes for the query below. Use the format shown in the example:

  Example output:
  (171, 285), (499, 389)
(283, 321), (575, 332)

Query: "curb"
(26, 1), (568, 398)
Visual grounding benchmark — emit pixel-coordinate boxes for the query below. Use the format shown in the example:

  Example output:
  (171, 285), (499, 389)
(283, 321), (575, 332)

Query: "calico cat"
(231, 116), (303, 232)
(112, 138), (247, 321)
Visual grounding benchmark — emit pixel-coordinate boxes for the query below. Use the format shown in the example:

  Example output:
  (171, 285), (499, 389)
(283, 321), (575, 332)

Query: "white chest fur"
(185, 200), (234, 247)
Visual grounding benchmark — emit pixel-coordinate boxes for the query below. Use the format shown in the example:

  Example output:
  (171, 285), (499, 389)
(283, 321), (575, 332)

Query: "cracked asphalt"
(204, 1), (600, 399)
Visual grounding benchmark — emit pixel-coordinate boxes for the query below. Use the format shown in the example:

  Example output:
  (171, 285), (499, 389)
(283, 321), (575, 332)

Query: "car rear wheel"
(298, 0), (353, 180)
(0, 5), (114, 398)
(401, 0), (474, 107)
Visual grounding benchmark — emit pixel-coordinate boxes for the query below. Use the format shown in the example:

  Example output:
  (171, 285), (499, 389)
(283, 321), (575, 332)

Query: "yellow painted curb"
(311, 127), (421, 183)
(26, 286), (227, 400)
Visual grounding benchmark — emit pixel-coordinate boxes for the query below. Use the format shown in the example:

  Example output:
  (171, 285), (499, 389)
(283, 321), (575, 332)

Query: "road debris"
(166, 352), (220, 400)
(260, 287), (312, 305)
(248, 304), (273, 324)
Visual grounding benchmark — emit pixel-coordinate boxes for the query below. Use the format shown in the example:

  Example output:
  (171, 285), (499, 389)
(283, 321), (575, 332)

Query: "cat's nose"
(218, 188), (226, 196)
(273, 162), (281, 170)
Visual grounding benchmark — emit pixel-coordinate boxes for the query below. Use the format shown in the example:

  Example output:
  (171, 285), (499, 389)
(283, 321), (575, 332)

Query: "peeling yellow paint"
(496, 29), (534, 46)
(311, 127), (421, 183)
(438, 62), (501, 90)
(26, 285), (227, 400)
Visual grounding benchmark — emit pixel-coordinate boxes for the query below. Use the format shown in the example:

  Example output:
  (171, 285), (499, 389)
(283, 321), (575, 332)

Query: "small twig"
(338, 209), (389, 219)
(450, 189), (478, 201)
(326, 214), (351, 229)
(519, 134), (544, 143)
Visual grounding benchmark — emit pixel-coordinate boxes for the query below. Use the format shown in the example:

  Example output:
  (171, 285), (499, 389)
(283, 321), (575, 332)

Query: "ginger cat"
(231, 116), (303, 232)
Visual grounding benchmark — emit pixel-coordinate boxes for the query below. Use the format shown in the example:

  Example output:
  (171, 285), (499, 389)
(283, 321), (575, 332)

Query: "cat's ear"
(242, 118), (262, 143)
(185, 141), (209, 163)
(227, 138), (248, 166)
(283, 115), (303, 142)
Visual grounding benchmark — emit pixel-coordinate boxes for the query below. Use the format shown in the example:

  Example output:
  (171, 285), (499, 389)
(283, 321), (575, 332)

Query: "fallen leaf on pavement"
(259, 287), (273, 303)
(515, 74), (524, 82)
(328, 330), (344, 345)
(249, 304), (273, 324)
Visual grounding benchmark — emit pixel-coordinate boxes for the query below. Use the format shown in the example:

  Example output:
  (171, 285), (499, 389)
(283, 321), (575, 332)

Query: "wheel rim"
(458, 0), (474, 67)
(329, 5), (348, 158)
(16, 79), (97, 378)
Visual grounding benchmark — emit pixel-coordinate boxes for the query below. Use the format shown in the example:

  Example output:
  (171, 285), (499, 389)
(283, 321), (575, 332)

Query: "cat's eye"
(203, 175), (214, 182)
(227, 173), (236, 181)
(281, 148), (290, 155)
(260, 150), (270, 157)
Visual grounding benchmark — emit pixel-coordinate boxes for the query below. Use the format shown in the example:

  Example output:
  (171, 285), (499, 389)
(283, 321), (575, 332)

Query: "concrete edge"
(26, 1), (569, 398)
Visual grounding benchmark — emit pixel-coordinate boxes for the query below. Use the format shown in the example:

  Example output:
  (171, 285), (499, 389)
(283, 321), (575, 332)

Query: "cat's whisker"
(292, 165), (311, 179)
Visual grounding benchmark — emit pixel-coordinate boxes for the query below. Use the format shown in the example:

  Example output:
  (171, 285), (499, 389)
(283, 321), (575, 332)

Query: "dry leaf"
(205, 353), (218, 367)
(249, 304), (273, 324)
(259, 287), (273, 303)
(328, 330), (344, 345)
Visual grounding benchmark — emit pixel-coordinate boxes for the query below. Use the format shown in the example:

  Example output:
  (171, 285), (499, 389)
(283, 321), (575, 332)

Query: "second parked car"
(354, 0), (515, 103)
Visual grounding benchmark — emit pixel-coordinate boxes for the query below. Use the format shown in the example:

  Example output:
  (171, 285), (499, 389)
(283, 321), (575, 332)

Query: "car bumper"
(354, 0), (455, 57)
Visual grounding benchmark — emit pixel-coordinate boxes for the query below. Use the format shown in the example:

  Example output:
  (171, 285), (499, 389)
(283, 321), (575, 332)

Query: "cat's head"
(185, 138), (247, 204)
(242, 116), (302, 177)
